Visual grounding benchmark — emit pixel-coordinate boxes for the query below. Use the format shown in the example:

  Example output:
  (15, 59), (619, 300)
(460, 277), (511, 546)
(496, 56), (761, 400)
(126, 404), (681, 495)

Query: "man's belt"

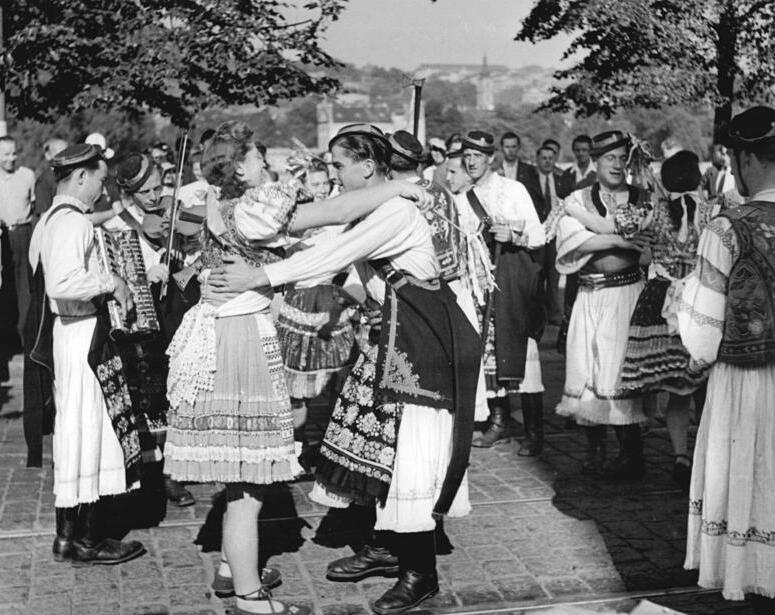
(578, 267), (642, 290)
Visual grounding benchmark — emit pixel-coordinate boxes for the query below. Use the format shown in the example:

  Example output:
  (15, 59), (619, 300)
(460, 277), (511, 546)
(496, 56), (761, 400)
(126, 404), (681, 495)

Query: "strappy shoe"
(212, 562), (282, 598)
(234, 588), (310, 615)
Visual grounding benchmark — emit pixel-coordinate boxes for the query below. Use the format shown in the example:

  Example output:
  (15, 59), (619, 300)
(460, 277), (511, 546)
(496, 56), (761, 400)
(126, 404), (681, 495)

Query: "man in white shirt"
(562, 134), (597, 190)
(462, 130), (548, 456)
(0, 136), (35, 345)
(27, 144), (144, 566)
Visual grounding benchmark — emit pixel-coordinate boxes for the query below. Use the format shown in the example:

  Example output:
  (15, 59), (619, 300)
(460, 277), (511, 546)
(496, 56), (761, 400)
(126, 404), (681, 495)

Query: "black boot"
(164, 476), (195, 507)
(70, 502), (146, 566)
(326, 530), (399, 581)
(472, 398), (517, 448)
(373, 531), (439, 615)
(602, 424), (645, 481)
(581, 425), (607, 475)
(518, 393), (544, 457)
(53, 507), (79, 562)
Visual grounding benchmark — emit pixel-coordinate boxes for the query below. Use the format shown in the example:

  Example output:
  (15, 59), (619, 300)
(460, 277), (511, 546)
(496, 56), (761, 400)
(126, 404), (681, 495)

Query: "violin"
(140, 196), (205, 255)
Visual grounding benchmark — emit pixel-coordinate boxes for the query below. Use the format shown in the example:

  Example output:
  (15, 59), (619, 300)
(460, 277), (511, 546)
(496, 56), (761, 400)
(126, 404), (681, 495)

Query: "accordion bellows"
(94, 228), (161, 340)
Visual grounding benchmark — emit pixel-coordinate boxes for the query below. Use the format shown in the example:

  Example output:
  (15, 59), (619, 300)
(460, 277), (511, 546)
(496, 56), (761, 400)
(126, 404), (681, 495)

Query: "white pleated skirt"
(684, 363), (775, 600)
(556, 281), (646, 425)
(52, 317), (129, 507)
(311, 403), (471, 533)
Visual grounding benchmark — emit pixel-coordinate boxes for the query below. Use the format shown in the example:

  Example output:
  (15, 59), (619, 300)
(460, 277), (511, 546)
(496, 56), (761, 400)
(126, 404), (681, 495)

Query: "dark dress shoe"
(165, 477), (195, 507)
(372, 569), (439, 615)
(70, 538), (146, 566)
(52, 536), (76, 562)
(326, 544), (398, 582)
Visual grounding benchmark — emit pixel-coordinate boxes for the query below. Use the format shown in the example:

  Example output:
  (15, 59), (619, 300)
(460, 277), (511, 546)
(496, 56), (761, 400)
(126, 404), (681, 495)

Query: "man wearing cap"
(113, 151), (203, 508)
(554, 130), (648, 480)
(678, 106), (775, 613)
(34, 138), (69, 217)
(461, 130), (548, 455)
(26, 143), (145, 565)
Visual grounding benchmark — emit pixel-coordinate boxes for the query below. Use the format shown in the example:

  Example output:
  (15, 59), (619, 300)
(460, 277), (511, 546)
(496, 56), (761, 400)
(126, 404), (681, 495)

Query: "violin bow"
(160, 130), (190, 300)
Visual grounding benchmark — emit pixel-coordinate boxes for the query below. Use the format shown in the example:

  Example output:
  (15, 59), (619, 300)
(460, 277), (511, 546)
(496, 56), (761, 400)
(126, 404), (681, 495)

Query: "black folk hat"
(461, 130), (495, 155)
(591, 130), (631, 158)
(328, 123), (390, 151)
(661, 150), (702, 193)
(115, 153), (155, 194)
(723, 106), (775, 151)
(50, 143), (104, 170)
(389, 130), (424, 163)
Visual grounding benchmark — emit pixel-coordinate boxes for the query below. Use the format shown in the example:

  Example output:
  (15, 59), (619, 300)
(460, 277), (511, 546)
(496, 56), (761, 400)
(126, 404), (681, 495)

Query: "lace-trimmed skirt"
(276, 285), (357, 399)
(620, 277), (708, 395)
(165, 311), (297, 485)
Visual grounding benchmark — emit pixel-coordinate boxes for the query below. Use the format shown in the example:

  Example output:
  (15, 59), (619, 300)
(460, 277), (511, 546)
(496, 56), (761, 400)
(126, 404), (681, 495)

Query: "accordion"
(94, 228), (161, 340)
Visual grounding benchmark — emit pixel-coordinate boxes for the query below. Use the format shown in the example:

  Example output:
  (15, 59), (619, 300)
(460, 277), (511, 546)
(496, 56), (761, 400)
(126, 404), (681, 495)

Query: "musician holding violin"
(112, 151), (206, 508)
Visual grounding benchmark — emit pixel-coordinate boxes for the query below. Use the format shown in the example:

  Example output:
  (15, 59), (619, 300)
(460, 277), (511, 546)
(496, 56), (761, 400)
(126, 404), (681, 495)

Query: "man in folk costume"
(26, 144), (146, 565)
(462, 130), (547, 456)
(111, 152), (204, 508)
(387, 130), (488, 422)
(678, 106), (775, 613)
(210, 123), (481, 614)
(554, 130), (648, 480)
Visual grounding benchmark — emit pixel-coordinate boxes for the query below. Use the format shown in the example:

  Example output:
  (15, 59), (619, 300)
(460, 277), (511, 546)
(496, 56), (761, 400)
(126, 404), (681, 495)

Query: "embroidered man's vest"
(718, 203), (775, 366)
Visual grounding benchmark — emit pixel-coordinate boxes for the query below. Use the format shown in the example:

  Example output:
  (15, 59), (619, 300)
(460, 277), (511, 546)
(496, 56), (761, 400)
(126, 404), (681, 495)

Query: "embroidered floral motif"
(319, 348), (403, 485)
(381, 347), (421, 396)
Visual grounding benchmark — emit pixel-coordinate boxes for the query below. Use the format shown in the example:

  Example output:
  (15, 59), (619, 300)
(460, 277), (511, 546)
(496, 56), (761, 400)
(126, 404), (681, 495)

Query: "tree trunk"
(713, 1), (737, 143)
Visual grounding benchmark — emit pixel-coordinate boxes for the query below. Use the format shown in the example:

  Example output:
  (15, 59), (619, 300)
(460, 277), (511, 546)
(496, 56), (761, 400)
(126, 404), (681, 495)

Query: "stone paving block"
(310, 579), (362, 603)
(491, 576), (548, 602)
(539, 575), (591, 597)
(121, 605), (171, 615)
(167, 584), (215, 609)
(453, 581), (503, 606)
(319, 603), (369, 615)
(165, 564), (207, 586)
(481, 558), (529, 578)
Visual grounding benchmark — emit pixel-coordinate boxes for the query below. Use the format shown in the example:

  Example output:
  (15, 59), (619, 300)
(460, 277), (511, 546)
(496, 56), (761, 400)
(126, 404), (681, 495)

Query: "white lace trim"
(166, 302), (218, 409)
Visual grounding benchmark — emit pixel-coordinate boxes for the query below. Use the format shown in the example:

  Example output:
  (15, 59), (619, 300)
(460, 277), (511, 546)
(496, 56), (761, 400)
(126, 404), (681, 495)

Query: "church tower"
(476, 55), (495, 111)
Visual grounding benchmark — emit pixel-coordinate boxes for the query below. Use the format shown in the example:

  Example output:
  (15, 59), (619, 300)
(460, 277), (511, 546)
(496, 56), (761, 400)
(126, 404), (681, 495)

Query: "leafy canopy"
(516, 0), (775, 120)
(4, 0), (346, 126)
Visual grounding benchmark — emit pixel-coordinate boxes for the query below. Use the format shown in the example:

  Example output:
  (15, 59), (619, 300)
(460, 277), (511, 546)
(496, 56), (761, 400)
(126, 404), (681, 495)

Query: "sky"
(321, 0), (572, 71)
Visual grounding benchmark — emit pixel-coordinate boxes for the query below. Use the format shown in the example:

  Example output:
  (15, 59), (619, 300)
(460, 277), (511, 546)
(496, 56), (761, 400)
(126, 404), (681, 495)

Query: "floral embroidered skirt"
(276, 285), (358, 399)
(165, 312), (298, 485)
(685, 363), (775, 600)
(620, 277), (708, 396)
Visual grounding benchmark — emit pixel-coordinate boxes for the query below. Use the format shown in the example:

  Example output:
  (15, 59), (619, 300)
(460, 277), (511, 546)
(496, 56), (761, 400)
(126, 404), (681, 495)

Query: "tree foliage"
(4, 0), (346, 126)
(516, 0), (775, 138)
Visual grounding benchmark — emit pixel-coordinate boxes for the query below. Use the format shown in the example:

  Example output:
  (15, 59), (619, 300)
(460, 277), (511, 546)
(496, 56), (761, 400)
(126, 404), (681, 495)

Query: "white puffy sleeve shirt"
(263, 197), (439, 306)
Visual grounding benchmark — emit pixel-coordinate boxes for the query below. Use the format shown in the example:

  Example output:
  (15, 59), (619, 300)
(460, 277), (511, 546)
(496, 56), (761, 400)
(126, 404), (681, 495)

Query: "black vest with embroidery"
(718, 203), (775, 366)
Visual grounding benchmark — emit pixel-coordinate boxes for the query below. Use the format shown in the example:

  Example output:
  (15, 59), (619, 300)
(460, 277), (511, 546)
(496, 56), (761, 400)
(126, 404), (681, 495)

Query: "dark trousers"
(543, 239), (562, 325)
(1, 223), (33, 341)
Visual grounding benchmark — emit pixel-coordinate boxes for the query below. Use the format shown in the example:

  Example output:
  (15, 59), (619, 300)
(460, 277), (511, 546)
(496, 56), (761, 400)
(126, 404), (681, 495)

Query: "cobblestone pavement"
(0, 330), (753, 615)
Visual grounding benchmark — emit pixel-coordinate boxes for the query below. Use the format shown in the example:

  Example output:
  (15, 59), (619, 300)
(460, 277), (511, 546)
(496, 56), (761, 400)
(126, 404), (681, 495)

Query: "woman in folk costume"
(619, 151), (721, 488)
(208, 123), (481, 615)
(164, 121), (431, 615)
(678, 106), (775, 613)
(276, 158), (360, 470)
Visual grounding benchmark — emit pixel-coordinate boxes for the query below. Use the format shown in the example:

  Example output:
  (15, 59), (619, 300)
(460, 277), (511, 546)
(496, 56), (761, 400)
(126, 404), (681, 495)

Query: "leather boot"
(372, 570), (439, 615)
(602, 424), (645, 481)
(581, 425), (607, 475)
(53, 507), (79, 562)
(164, 476), (195, 507)
(472, 399), (517, 448)
(518, 393), (544, 457)
(70, 502), (146, 566)
(326, 543), (399, 582)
